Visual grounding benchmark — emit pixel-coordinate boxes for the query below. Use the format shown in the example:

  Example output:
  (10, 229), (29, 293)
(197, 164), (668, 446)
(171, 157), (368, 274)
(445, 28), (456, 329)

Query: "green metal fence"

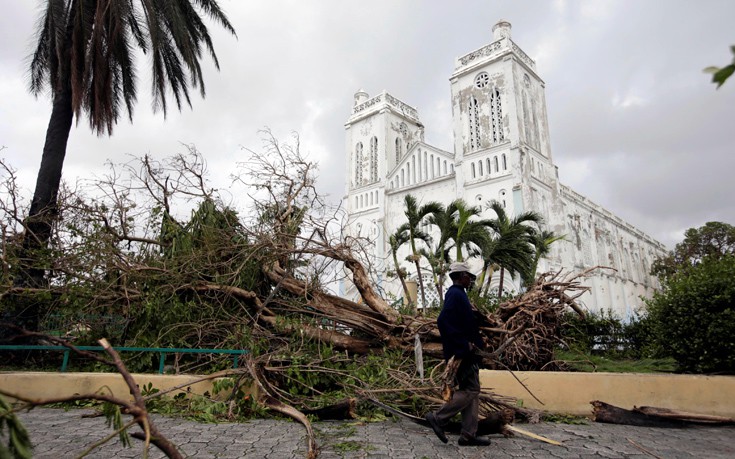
(0, 345), (249, 374)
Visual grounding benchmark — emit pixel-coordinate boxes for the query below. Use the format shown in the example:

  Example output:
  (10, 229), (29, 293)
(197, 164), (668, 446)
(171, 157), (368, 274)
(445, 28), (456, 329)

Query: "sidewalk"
(8, 407), (735, 458)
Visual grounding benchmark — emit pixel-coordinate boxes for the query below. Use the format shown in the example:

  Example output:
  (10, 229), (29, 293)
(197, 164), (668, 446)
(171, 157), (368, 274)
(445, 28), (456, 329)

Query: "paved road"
(6, 407), (735, 458)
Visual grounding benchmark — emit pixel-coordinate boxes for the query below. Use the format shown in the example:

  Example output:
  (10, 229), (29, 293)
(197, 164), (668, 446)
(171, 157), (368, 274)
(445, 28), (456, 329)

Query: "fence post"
(61, 350), (70, 372)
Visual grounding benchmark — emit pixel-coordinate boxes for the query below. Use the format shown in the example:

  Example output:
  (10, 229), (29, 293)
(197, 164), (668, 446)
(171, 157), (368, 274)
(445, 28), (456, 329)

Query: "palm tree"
(423, 203), (456, 303)
(16, 1), (235, 327)
(448, 199), (492, 262)
(398, 195), (442, 314)
(478, 227), (535, 296)
(485, 201), (542, 297)
(522, 229), (566, 286)
(388, 229), (412, 308)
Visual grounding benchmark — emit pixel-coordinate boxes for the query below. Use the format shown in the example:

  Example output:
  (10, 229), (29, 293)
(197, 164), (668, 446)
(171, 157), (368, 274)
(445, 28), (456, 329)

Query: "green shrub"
(621, 311), (663, 359)
(561, 309), (624, 355)
(646, 255), (735, 374)
(560, 309), (661, 359)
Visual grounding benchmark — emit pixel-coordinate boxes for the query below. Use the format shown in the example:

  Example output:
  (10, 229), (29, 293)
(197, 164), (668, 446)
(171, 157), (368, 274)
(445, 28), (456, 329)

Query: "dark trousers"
(433, 362), (480, 438)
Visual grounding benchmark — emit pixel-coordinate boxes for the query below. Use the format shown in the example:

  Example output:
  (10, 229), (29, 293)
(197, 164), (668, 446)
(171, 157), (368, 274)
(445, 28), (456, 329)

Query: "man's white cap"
(448, 261), (474, 276)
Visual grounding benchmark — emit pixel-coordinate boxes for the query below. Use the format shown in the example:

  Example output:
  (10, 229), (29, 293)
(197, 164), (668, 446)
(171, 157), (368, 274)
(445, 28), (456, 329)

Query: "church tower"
(341, 20), (667, 313)
(343, 90), (425, 274)
(449, 20), (561, 264)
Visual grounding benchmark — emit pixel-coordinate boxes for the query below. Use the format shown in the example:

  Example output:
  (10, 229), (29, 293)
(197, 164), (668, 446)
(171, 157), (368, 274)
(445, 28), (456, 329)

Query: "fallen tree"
(0, 135), (589, 456)
(591, 401), (735, 427)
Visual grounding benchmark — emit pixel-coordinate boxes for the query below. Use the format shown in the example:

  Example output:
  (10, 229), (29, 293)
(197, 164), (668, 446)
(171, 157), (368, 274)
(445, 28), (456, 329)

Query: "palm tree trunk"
(413, 258), (426, 315)
(392, 254), (411, 308)
(497, 266), (506, 298)
(482, 264), (495, 296)
(12, 87), (73, 329)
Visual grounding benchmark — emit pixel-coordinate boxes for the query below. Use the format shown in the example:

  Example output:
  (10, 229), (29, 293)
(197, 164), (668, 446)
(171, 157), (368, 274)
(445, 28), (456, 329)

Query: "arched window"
(369, 193), (373, 206)
(407, 163), (411, 185)
(395, 138), (402, 163)
(450, 164), (454, 174)
(486, 158), (492, 174)
(494, 156), (499, 172)
(354, 196), (358, 207)
(417, 150), (422, 182)
(430, 154), (435, 178)
(468, 97), (481, 150)
(478, 160), (483, 176)
(502, 154), (507, 170)
(490, 87), (504, 144)
(423, 151), (428, 180)
(443, 161), (448, 174)
(370, 137), (378, 182)
(412, 156), (416, 183)
(436, 157), (441, 176)
(355, 142), (363, 185)
(401, 169), (405, 187)
(471, 163), (476, 179)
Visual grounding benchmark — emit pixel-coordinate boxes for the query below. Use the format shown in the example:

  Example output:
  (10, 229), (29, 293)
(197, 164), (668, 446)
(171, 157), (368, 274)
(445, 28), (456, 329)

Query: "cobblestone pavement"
(6, 408), (735, 458)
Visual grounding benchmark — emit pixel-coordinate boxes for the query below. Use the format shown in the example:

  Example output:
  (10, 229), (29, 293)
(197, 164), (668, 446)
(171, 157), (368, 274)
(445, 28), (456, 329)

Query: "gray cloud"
(1, 0), (733, 250)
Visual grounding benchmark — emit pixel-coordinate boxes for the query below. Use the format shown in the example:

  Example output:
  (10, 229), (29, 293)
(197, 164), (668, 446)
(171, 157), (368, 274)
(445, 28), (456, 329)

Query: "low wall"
(0, 372), (221, 402)
(480, 370), (735, 417)
(1, 371), (733, 418)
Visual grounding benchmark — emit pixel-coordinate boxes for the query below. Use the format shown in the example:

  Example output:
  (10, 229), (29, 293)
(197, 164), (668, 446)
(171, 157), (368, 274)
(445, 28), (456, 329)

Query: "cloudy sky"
(1, 0), (733, 249)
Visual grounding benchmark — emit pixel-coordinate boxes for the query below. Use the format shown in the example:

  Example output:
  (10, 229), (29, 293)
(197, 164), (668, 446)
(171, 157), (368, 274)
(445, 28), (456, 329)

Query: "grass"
(556, 350), (676, 373)
(542, 413), (588, 425)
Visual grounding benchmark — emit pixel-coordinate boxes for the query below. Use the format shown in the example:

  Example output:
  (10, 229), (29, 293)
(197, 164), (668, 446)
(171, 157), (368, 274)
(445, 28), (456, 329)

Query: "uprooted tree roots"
(1, 266), (592, 458)
(202, 265), (593, 458)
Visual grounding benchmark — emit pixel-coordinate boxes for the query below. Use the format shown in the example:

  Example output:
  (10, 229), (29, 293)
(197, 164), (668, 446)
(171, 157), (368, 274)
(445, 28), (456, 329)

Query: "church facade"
(342, 21), (667, 318)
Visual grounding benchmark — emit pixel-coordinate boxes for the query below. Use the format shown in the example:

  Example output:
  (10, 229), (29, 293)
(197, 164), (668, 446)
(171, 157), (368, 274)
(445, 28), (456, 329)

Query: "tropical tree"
(522, 229), (565, 286)
(15, 0), (235, 328)
(651, 221), (735, 281)
(421, 202), (455, 304)
(388, 229), (412, 308)
(484, 201), (541, 297)
(448, 199), (491, 262)
(478, 233), (534, 297)
(397, 195), (442, 314)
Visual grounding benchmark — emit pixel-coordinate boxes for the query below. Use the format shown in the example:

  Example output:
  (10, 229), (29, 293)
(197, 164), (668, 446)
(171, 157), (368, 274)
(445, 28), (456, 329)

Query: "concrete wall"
(2, 371), (733, 418)
(480, 370), (735, 417)
(0, 372), (222, 403)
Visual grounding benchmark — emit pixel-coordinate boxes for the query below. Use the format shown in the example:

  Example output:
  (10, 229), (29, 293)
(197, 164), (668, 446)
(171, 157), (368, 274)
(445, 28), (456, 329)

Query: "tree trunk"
(302, 398), (357, 420)
(414, 257), (427, 315)
(497, 266), (505, 298)
(392, 253), (411, 308)
(481, 262), (495, 296)
(591, 401), (688, 427)
(435, 275), (444, 308)
(634, 406), (734, 424)
(12, 87), (73, 330)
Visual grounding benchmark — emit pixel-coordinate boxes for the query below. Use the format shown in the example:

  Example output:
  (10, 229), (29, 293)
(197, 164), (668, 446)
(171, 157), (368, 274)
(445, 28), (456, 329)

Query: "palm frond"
(28, 0), (235, 134)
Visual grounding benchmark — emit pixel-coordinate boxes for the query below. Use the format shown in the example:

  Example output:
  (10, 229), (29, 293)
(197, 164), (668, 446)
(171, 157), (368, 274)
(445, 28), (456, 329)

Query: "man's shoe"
(458, 434), (491, 446)
(425, 413), (448, 443)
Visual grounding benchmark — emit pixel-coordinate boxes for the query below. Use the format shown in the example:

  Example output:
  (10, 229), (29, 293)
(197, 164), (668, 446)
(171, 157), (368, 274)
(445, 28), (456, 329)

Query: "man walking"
(425, 261), (491, 446)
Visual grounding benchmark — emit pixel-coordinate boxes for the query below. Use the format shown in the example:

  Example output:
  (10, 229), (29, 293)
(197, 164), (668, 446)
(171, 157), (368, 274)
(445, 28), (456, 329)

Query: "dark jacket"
(437, 284), (484, 362)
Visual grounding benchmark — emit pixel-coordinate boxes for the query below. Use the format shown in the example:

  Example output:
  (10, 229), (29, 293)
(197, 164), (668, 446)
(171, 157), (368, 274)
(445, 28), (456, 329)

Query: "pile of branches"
(0, 133), (591, 457)
(260, 258), (593, 368)
(479, 269), (595, 371)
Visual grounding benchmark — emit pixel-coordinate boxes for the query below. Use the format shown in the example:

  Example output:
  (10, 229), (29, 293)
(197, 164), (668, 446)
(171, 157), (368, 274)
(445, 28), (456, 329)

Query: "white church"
(342, 20), (667, 318)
